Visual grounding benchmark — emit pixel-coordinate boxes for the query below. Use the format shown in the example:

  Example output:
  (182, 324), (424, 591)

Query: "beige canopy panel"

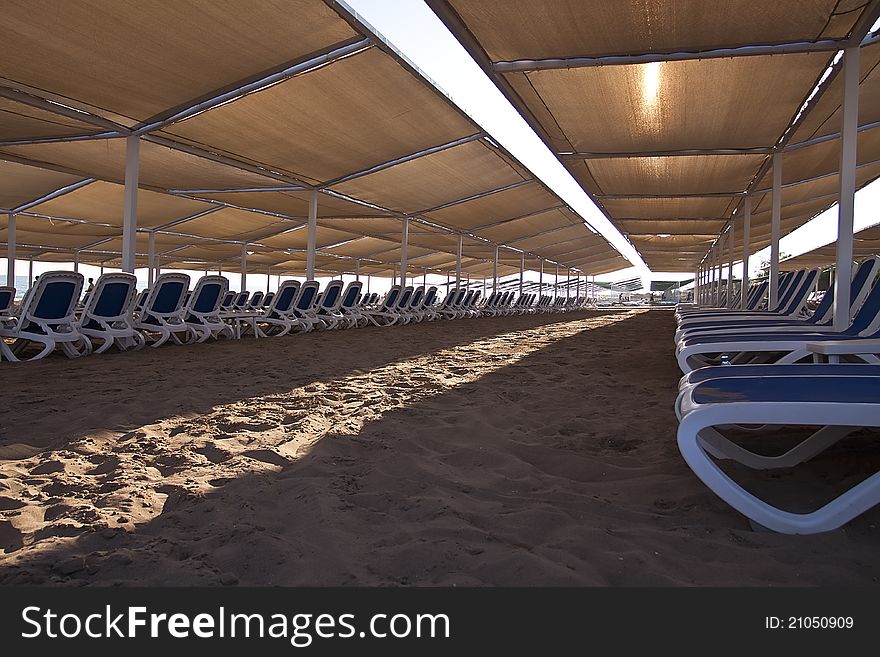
(430, 0), (880, 271)
(1, 0), (626, 279)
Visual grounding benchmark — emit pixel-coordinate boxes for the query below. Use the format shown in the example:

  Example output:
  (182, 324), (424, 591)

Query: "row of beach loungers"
(0, 271), (594, 362)
(673, 256), (880, 534)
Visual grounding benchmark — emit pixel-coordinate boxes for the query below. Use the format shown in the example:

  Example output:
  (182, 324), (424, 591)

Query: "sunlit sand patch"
(0, 310), (643, 565)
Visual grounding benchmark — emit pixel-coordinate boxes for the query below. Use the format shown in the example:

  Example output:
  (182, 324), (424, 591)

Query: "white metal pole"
(423, 268), (427, 287)
(539, 259), (543, 297)
(519, 253), (524, 296)
(266, 269), (271, 292)
(355, 258), (360, 282)
(28, 258), (33, 287)
(741, 197), (751, 309)
(555, 263), (559, 298)
(492, 245), (498, 293)
(6, 213), (15, 288)
(400, 217), (409, 289)
(727, 222), (734, 307)
(74, 251), (80, 273)
(834, 45), (860, 330)
(456, 233), (463, 288)
(306, 189), (317, 281)
(769, 151), (782, 308)
(240, 243), (248, 292)
(147, 231), (156, 287)
(121, 135), (139, 274)
(367, 274), (371, 294)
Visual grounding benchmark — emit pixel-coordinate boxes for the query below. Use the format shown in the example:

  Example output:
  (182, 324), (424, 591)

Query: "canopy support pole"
(456, 233), (462, 288)
(555, 263), (559, 298)
(6, 213), (15, 288)
(769, 152), (782, 308)
(519, 253), (524, 297)
(266, 268), (271, 293)
(538, 259), (543, 297)
(727, 222), (734, 307)
(121, 135), (139, 274)
(354, 258), (360, 282)
(400, 217), (409, 289)
(492, 245), (498, 293)
(147, 231), (156, 287)
(240, 243), (247, 292)
(28, 258), (33, 287)
(423, 267), (427, 287)
(741, 196), (751, 309)
(74, 251), (79, 273)
(834, 45), (860, 330)
(306, 189), (317, 281)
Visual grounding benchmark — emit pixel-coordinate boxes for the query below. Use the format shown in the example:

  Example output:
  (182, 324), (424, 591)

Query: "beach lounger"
(675, 272), (880, 373)
(439, 288), (467, 319)
(0, 286), (16, 329)
(314, 280), (345, 330)
(290, 281), (323, 332)
(409, 286), (428, 322)
(184, 275), (234, 342)
(76, 272), (144, 353)
(261, 292), (275, 309)
(133, 288), (149, 313)
(677, 370), (880, 533)
(364, 285), (403, 326)
(246, 290), (264, 311)
(676, 258), (879, 342)
(335, 281), (365, 328)
(413, 286), (439, 322)
(220, 290), (236, 311)
(0, 271), (91, 361)
(254, 280), (302, 336)
(134, 272), (198, 347)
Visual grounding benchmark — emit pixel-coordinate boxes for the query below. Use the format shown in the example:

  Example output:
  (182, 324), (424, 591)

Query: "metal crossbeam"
(133, 38), (372, 135)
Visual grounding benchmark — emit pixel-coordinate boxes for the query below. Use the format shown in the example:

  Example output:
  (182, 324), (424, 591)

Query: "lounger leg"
(696, 425), (858, 469)
(679, 414), (880, 534)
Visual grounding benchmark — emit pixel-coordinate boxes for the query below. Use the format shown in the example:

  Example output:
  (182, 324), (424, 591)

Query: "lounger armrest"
(806, 339), (880, 355)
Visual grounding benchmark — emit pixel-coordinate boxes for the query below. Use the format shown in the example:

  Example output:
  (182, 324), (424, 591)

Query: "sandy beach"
(0, 308), (878, 586)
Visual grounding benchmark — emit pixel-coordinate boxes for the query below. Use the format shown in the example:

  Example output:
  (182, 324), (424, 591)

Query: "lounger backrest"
(14, 271), (84, 331)
(221, 291), (235, 309)
(80, 273), (138, 326)
(472, 290), (481, 305)
(440, 289), (456, 308)
(319, 280), (345, 311)
(460, 290), (475, 308)
(233, 291), (249, 309)
(423, 286), (438, 307)
(0, 286), (14, 314)
(295, 281), (320, 312)
(408, 286), (425, 309)
(769, 271), (800, 312)
(847, 273), (880, 336)
(144, 273), (191, 317)
(247, 291), (264, 309)
(746, 281), (768, 309)
(779, 269), (816, 315)
(187, 275), (228, 318)
(134, 289), (149, 310)
(262, 292), (275, 308)
(340, 281), (363, 309)
(453, 289), (467, 306)
(268, 280), (300, 315)
(848, 256), (880, 319)
(396, 287), (414, 309)
(380, 286), (402, 311)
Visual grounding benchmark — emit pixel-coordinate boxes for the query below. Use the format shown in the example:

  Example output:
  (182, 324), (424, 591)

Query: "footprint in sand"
(194, 444), (233, 464)
(0, 496), (26, 511)
(31, 460), (65, 475)
(241, 449), (291, 468)
(86, 457), (120, 476)
(0, 521), (23, 553)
